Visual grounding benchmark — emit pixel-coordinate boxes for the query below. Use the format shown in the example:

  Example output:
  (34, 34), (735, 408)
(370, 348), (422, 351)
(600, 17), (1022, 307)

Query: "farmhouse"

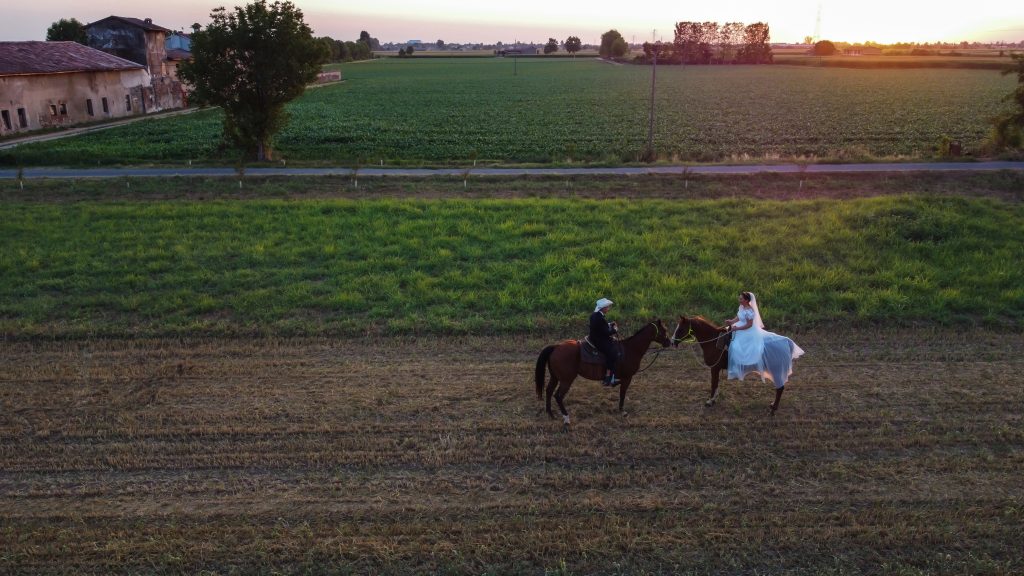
(86, 16), (173, 76)
(0, 41), (159, 135)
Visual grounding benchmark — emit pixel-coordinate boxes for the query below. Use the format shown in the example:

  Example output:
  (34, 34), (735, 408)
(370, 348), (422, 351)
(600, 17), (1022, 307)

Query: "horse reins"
(673, 324), (729, 369)
(635, 322), (671, 374)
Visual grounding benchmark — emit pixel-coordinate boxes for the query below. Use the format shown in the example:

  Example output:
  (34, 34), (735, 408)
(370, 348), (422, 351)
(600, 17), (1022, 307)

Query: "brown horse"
(671, 315), (786, 412)
(671, 315), (730, 407)
(534, 319), (672, 424)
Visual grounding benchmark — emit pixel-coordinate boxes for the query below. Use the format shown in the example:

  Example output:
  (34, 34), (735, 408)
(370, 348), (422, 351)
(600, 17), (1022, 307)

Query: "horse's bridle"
(671, 324), (695, 346)
(672, 320), (730, 368)
(635, 321), (671, 374)
(672, 321), (725, 346)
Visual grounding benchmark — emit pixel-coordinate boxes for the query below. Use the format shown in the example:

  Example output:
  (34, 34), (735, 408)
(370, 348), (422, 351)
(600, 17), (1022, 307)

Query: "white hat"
(594, 298), (614, 312)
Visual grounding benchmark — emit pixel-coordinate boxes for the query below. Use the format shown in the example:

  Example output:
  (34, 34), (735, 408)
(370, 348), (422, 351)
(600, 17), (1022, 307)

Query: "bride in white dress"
(724, 291), (805, 412)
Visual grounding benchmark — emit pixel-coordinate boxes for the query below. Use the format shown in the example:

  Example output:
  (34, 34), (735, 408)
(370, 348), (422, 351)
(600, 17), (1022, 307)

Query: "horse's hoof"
(705, 399), (716, 407)
(562, 415), (571, 426)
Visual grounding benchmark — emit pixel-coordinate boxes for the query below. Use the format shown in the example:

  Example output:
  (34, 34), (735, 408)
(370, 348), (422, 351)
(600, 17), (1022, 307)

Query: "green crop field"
(2, 174), (1022, 339)
(0, 59), (1015, 167)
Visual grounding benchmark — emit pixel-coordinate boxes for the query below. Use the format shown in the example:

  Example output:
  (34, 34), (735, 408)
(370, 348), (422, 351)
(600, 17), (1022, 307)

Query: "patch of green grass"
(1, 192), (1020, 338)
(0, 60), (1015, 167)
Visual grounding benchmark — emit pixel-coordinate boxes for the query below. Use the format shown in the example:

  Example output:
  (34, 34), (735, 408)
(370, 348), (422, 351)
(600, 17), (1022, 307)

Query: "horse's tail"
(535, 345), (556, 399)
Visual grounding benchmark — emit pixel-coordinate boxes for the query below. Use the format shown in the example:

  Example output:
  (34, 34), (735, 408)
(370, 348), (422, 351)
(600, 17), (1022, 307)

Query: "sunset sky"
(5, 0), (1024, 45)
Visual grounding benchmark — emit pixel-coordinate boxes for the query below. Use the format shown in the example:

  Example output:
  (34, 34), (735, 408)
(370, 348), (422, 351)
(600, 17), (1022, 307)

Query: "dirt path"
(1, 330), (1021, 573)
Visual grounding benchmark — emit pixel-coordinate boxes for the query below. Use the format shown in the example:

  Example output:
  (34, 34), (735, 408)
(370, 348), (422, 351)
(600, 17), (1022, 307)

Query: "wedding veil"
(748, 292), (766, 329)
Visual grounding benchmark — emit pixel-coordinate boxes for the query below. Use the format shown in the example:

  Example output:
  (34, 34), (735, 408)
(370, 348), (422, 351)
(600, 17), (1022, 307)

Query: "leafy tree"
(406, 45), (415, 56)
(737, 22), (772, 64)
(179, 0), (328, 161)
(611, 37), (629, 58)
(346, 40), (370, 60)
(544, 38), (559, 54)
(673, 21), (715, 64)
(398, 47), (407, 57)
(600, 29), (624, 58)
(358, 31), (381, 51)
(719, 22), (745, 64)
(46, 18), (87, 44)
(992, 53), (1024, 149)
(564, 36), (582, 56)
(436, 39), (445, 49)
(813, 40), (837, 56)
(317, 36), (339, 61)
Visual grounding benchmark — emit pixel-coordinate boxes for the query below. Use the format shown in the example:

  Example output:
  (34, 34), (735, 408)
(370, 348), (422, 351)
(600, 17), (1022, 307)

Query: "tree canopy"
(600, 30), (624, 58)
(359, 31), (381, 51)
(45, 18), (87, 44)
(564, 36), (582, 56)
(544, 38), (559, 54)
(813, 40), (837, 56)
(670, 21), (769, 64)
(992, 53), (1024, 149)
(179, 0), (328, 161)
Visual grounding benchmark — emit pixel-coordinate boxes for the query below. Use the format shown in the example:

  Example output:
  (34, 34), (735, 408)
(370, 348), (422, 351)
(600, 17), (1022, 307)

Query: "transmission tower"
(813, 2), (822, 42)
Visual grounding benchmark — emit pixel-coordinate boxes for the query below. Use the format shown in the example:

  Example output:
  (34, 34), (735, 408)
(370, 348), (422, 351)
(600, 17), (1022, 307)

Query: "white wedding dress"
(727, 304), (805, 388)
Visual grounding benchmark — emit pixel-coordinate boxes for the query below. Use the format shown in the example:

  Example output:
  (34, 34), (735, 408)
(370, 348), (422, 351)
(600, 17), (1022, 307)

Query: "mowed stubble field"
(1, 329), (1021, 574)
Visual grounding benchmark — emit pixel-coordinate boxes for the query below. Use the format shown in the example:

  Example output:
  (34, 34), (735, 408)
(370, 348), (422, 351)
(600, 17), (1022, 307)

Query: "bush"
(812, 40), (837, 56)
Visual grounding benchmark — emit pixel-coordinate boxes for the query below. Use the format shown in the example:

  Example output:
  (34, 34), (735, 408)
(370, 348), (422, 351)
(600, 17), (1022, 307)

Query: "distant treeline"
(317, 31), (381, 62)
(641, 22), (773, 65)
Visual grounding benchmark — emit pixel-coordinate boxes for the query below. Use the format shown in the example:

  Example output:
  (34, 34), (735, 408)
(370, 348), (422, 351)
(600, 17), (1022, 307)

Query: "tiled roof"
(87, 16), (172, 33)
(0, 41), (145, 76)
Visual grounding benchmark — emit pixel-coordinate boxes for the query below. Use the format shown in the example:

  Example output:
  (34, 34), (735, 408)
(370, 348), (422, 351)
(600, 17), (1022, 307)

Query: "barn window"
(87, 99), (94, 116)
(1, 110), (11, 131)
(49, 104), (58, 116)
(125, 95), (132, 111)
(101, 98), (109, 114)
(59, 103), (68, 116)
(17, 108), (27, 128)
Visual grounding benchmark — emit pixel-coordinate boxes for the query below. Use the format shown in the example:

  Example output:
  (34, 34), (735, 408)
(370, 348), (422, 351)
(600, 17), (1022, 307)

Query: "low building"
(843, 45), (883, 56)
(0, 41), (179, 136)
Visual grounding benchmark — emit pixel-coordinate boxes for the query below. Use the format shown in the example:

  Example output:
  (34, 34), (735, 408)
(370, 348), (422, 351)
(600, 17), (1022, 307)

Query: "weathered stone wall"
(0, 68), (187, 135)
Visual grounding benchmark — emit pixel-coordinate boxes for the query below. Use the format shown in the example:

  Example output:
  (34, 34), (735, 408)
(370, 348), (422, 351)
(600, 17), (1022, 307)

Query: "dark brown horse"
(671, 315), (785, 412)
(534, 319), (672, 424)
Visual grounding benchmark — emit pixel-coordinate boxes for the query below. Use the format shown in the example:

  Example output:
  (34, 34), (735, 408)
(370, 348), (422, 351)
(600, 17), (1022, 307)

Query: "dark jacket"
(589, 311), (617, 346)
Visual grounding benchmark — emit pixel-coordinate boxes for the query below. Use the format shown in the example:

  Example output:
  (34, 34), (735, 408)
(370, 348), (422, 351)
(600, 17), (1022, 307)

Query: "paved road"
(2, 161), (1024, 179)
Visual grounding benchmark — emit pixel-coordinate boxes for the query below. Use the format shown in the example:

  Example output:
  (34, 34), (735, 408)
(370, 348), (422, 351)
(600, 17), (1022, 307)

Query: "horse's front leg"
(706, 368), (721, 407)
(618, 378), (631, 415)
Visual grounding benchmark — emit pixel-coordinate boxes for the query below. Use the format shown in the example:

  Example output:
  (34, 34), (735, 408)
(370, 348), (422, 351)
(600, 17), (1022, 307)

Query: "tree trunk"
(256, 139), (272, 161)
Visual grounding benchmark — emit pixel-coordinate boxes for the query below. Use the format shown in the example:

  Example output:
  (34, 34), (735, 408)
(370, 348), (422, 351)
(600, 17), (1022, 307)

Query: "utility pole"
(646, 41), (661, 162)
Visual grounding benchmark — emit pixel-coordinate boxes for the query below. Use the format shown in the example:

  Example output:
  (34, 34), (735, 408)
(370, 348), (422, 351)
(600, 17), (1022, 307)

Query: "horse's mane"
(625, 319), (662, 341)
(687, 315), (722, 331)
